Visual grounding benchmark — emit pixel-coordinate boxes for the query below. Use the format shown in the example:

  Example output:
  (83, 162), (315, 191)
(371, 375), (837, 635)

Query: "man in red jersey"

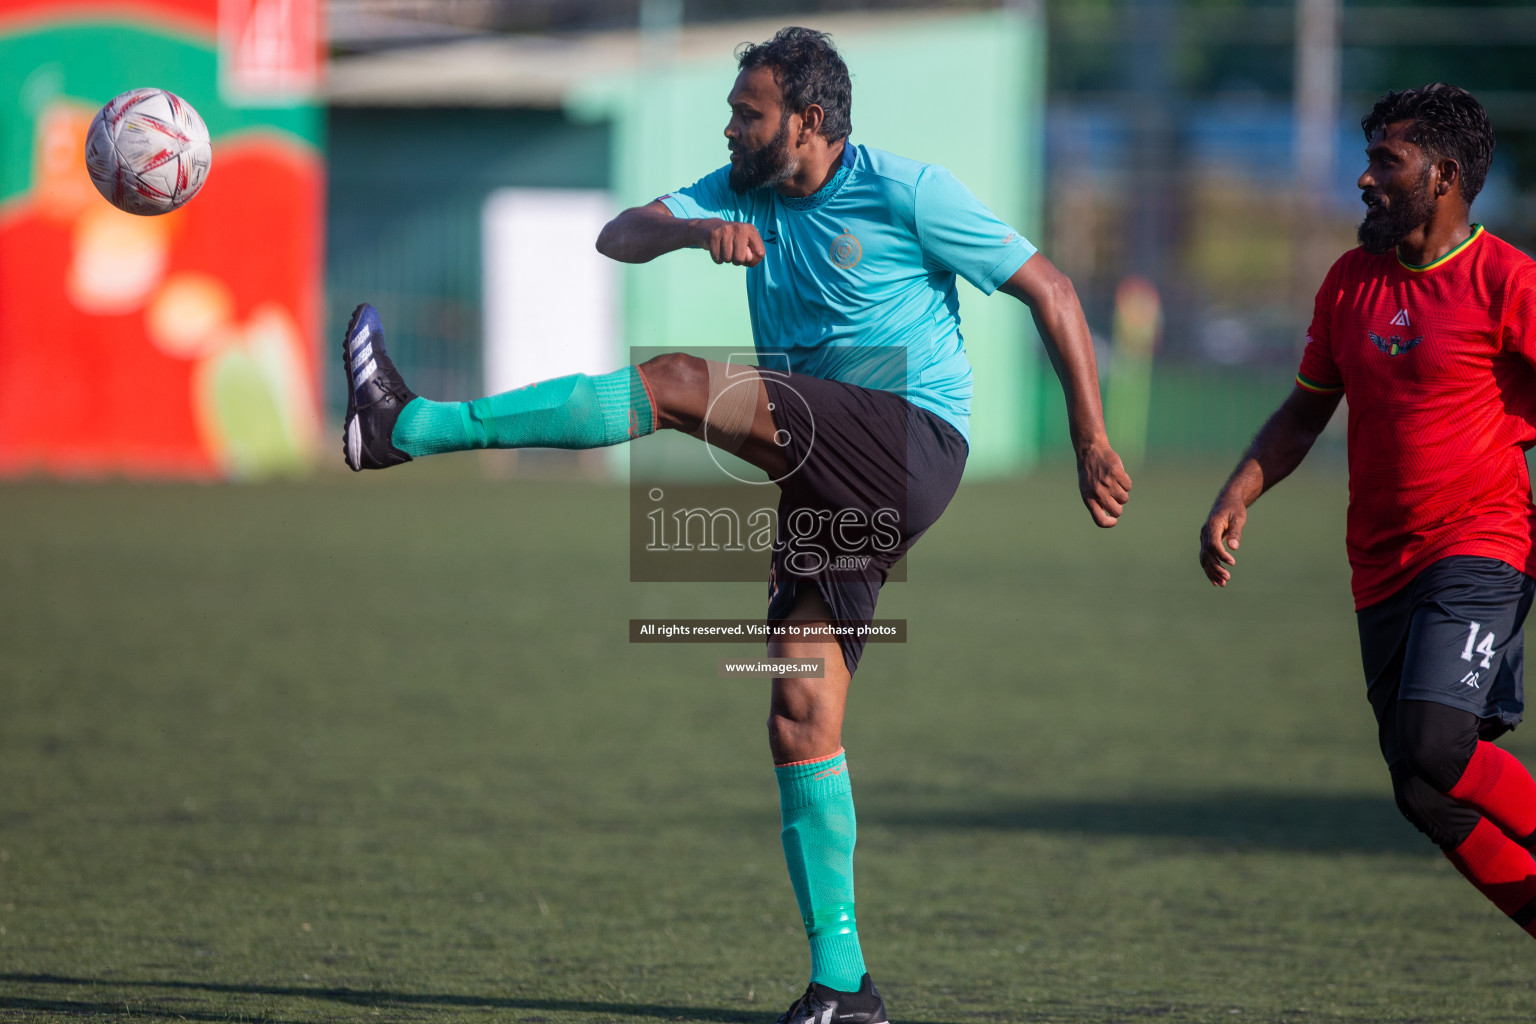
(1200, 84), (1536, 937)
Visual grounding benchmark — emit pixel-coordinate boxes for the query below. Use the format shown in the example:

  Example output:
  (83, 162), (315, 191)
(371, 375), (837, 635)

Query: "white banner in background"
(482, 188), (618, 397)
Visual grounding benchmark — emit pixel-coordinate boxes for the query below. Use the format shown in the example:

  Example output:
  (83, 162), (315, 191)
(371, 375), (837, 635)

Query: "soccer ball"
(84, 88), (212, 216)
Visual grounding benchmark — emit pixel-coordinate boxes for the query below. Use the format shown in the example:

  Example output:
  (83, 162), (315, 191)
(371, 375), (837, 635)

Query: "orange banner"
(0, 0), (323, 479)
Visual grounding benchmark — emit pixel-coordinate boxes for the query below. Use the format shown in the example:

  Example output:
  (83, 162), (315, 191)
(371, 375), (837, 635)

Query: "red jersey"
(1296, 226), (1536, 608)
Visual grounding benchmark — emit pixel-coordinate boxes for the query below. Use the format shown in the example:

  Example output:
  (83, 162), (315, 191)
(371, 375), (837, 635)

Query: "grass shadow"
(859, 790), (1427, 855)
(0, 974), (981, 1024)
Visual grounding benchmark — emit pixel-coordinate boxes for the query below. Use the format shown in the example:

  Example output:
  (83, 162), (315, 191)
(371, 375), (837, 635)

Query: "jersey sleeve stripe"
(1296, 373), (1344, 394)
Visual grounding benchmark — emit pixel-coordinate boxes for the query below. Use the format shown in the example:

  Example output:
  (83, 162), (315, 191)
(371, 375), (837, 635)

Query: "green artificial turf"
(1, 458), (1532, 1022)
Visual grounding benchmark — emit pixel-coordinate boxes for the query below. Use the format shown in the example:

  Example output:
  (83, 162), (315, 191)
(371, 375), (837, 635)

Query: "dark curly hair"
(1362, 84), (1495, 204)
(736, 26), (852, 142)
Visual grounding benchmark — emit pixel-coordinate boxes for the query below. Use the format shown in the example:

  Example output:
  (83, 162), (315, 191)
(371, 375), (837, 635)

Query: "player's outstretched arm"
(596, 201), (766, 266)
(1000, 254), (1132, 528)
(1199, 385), (1342, 586)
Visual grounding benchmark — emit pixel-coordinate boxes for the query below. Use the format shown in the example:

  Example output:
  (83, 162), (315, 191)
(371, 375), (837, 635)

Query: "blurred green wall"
(1038, 364), (1304, 463)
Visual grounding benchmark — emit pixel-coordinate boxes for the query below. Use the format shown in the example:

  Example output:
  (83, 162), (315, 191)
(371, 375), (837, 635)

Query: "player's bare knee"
(637, 353), (708, 431)
(766, 711), (795, 747)
(767, 710), (829, 762)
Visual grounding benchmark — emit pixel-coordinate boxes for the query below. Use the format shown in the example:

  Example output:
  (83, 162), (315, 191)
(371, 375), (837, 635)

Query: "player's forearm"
(595, 205), (709, 264)
(1026, 280), (1111, 454)
(1219, 391), (1338, 507)
(1045, 334), (1112, 456)
(1001, 256), (1111, 453)
(1222, 435), (1311, 507)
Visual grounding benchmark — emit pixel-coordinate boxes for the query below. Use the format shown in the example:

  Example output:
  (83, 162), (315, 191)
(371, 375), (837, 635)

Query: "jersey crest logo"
(830, 232), (862, 269)
(1369, 330), (1423, 357)
(1390, 308), (1411, 327)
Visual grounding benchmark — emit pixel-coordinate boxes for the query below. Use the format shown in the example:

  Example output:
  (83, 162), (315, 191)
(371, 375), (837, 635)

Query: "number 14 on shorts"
(1461, 621), (1497, 688)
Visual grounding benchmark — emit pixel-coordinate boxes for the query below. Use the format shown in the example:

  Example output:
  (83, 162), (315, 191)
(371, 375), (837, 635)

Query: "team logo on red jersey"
(1369, 330), (1423, 357)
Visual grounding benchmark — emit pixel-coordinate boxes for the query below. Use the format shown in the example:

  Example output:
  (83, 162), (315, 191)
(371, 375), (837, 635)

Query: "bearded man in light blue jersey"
(340, 26), (1131, 1024)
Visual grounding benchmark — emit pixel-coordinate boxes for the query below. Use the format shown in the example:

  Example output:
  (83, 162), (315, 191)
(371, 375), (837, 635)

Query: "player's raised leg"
(1390, 711), (1536, 936)
(1361, 559), (1536, 938)
(766, 588), (887, 1024)
(341, 302), (654, 471)
(341, 303), (419, 471)
(340, 303), (788, 476)
(1397, 699), (1536, 847)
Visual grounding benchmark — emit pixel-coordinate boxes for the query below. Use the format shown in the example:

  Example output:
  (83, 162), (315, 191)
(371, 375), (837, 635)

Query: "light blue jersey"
(659, 143), (1035, 444)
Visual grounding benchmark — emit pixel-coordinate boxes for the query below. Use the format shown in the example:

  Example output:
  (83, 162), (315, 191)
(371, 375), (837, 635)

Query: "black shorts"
(1359, 555), (1535, 768)
(762, 371), (968, 675)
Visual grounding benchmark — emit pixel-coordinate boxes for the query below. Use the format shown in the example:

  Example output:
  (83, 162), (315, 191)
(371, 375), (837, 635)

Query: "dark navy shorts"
(1359, 555), (1535, 768)
(762, 371), (968, 675)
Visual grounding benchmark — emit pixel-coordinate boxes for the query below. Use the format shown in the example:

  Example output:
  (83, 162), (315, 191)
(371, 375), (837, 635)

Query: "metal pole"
(640, 0), (682, 65)
(1125, 0), (1175, 289)
(1294, 0), (1342, 314)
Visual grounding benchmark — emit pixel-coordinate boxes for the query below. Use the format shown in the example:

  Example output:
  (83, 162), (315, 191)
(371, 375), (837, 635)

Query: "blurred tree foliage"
(336, 1), (1536, 186)
(1048, 0), (1536, 187)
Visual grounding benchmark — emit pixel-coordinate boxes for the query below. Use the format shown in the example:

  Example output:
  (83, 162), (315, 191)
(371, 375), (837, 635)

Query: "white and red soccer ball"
(84, 88), (212, 216)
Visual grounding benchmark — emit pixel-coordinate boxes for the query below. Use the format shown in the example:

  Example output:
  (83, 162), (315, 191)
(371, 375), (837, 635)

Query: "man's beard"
(728, 117), (793, 194)
(1357, 165), (1436, 254)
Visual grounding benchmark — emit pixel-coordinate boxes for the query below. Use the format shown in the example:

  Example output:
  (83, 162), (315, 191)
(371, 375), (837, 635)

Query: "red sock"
(1445, 818), (1536, 936)
(1448, 741), (1536, 840)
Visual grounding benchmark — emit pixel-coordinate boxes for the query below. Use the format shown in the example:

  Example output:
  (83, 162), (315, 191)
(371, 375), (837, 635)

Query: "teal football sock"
(391, 366), (655, 457)
(776, 749), (867, 992)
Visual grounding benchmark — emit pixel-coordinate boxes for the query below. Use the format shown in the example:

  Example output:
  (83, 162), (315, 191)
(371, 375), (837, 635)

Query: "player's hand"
(1199, 495), (1247, 587)
(1077, 442), (1132, 528)
(697, 219), (766, 267)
